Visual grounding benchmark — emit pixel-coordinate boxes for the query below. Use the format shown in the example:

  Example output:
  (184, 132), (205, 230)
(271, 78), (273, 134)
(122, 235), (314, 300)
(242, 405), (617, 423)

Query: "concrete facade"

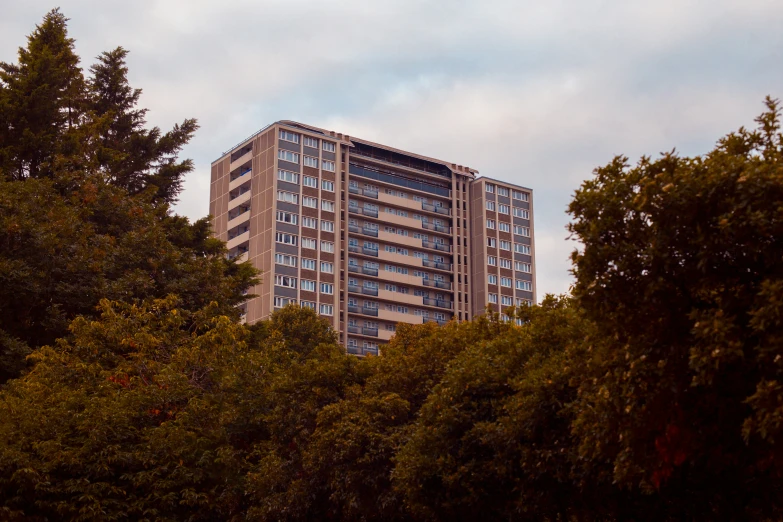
(210, 121), (536, 356)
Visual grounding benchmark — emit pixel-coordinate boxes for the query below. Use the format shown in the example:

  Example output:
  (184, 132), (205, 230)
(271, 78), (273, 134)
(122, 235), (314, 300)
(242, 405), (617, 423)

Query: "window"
(488, 293), (498, 304)
(301, 279), (316, 292)
(516, 280), (533, 291)
(487, 255), (497, 266)
(320, 220), (334, 232)
(302, 196), (317, 208)
(386, 324), (397, 332)
(277, 169), (299, 184)
(501, 277), (512, 287)
(516, 262), (532, 273)
(320, 304), (334, 315)
(274, 296), (295, 308)
(301, 300), (316, 310)
(513, 208), (529, 219)
(275, 232), (297, 246)
(497, 187), (509, 197)
(275, 253), (297, 267)
(514, 244), (531, 255)
(498, 222), (510, 233)
(486, 201), (495, 211)
(502, 295), (513, 306)
(486, 219), (495, 229)
(498, 204), (510, 214)
(321, 241), (334, 253)
(500, 240), (511, 250)
(322, 160), (335, 172)
(279, 129), (299, 143)
(320, 283), (334, 294)
(303, 156), (318, 168)
(500, 258), (512, 269)
(278, 150), (299, 163)
(303, 175), (318, 188)
(275, 275), (296, 288)
(519, 227), (530, 237)
(301, 237), (316, 250)
(302, 216), (317, 229)
(512, 190), (530, 202)
(277, 190), (298, 205)
(486, 184), (495, 193)
(301, 258), (316, 270)
(487, 238), (496, 248)
(488, 274), (497, 285)
(303, 136), (318, 148)
(322, 180), (334, 191)
(321, 200), (335, 212)
(322, 141), (335, 152)
(276, 210), (297, 225)
(320, 261), (334, 273)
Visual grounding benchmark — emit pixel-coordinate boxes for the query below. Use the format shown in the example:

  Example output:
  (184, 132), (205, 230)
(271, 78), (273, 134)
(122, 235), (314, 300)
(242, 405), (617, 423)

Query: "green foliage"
(0, 10), (256, 383)
(568, 97), (783, 518)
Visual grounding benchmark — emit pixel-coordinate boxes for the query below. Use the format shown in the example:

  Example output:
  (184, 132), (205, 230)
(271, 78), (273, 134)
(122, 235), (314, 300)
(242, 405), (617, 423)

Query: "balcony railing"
(348, 265), (359, 273)
(348, 284), (359, 293)
(348, 304), (359, 313)
(421, 221), (450, 234)
(422, 240), (451, 253)
(362, 287), (379, 296)
(230, 168), (252, 182)
(422, 259), (452, 271)
(348, 244), (359, 253)
(423, 298), (453, 309)
(362, 307), (379, 317)
(424, 318), (449, 326)
(421, 202), (451, 216)
(362, 327), (379, 337)
(362, 247), (379, 257)
(229, 187), (251, 201)
(348, 325), (360, 334)
(362, 227), (378, 237)
(362, 267), (379, 276)
(347, 185), (379, 199)
(347, 206), (379, 218)
(348, 224), (360, 233)
(347, 345), (361, 355)
(422, 279), (452, 290)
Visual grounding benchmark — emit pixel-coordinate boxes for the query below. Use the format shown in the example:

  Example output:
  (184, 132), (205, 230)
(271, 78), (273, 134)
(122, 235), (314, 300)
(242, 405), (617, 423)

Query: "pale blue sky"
(3, 0), (782, 298)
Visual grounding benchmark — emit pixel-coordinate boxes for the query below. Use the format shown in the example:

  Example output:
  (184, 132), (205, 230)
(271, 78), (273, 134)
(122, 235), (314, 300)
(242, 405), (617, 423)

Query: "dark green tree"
(0, 8), (87, 181)
(89, 46), (198, 204)
(568, 97), (783, 519)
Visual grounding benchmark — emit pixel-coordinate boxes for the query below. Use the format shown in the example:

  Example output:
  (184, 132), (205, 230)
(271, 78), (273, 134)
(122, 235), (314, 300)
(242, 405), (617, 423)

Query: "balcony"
(348, 304), (359, 313)
(362, 247), (379, 257)
(347, 345), (361, 355)
(422, 279), (452, 291)
(362, 307), (379, 317)
(424, 318), (449, 326)
(348, 244), (360, 253)
(226, 231), (250, 250)
(229, 169), (252, 191)
(348, 284), (359, 293)
(362, 227), (378, 237)
(363, 207), (379, 218)
(348, 265), (360, 273)
(362, 286), (379, 296)
(229, 149), (252, 172)
(423, 297), (453, 309)
(422, 202), (451, 216)
(422, 240), (451, 253)
(421, 221), (450, 234)
(422, 259), (452, 271)
(362, 267), (379, 277)
(348, 185), (379, 199)
(348, 325), (360, 334)
(348, 224), (360, 233)
(228, 190), (251, 210)
(362, 327), (379, 337)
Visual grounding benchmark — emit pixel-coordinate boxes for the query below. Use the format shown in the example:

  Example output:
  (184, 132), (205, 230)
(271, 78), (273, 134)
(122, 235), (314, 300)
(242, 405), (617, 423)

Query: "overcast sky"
(3, 0), (782, 298)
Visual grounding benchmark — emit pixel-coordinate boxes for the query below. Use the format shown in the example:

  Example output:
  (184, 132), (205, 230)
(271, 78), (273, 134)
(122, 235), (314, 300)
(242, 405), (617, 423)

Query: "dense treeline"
(2, 10), (783, 521)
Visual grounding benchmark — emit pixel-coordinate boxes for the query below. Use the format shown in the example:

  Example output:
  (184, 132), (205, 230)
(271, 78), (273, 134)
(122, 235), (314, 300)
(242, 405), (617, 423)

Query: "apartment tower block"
(210, 121), (536, 355)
